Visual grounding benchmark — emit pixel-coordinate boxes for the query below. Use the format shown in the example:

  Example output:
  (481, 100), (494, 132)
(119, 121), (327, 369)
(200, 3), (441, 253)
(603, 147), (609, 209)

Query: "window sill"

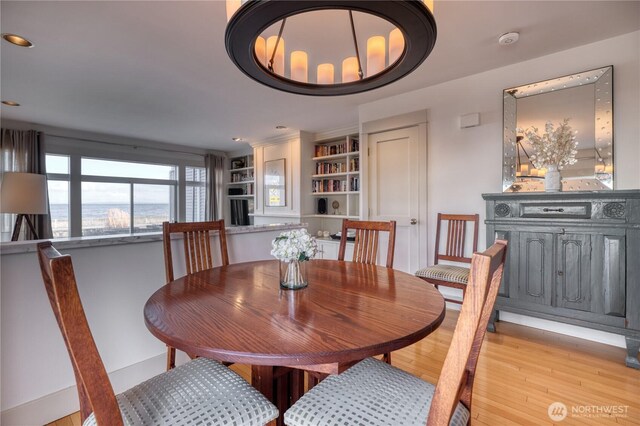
(0, 223), (305, 255)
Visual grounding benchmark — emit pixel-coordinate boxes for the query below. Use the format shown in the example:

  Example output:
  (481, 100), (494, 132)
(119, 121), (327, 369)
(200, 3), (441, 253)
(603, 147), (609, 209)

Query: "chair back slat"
(338, 219), (396, 268)
(37, 242), (123, 426)
(435, 214), (479, 265)
(163, 220), (229, 283)
(427, 240), (507, 425)
(445, 219), (467, 259)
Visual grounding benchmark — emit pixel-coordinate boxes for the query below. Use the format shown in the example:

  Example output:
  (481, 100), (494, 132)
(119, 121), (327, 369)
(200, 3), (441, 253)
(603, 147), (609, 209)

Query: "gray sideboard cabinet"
(483, 190), (640, 369)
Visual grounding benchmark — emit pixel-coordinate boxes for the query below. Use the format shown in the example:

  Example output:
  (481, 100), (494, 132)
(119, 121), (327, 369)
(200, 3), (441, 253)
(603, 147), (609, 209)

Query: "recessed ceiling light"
(232, 137), (244, 142)
(275, 126), (287, 130)
(2, 33), (33, 48)
(498, 32), (519, 46)
(1, 100), (20, 107)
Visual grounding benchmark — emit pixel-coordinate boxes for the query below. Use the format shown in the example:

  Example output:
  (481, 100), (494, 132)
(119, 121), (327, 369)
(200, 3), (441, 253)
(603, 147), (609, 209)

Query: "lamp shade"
(0, 172), (48, 214)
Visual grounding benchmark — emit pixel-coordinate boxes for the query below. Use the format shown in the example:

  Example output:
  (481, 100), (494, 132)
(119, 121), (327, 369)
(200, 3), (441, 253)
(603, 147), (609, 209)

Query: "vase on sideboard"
(544, 164), (562, 192)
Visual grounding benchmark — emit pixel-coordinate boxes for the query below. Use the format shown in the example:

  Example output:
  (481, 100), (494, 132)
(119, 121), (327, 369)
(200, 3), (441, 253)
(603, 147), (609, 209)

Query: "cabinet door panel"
(556, 234), (591, 312)
(494, 230), (512, 297)
(603, 235), (626, 317)
(518, 232), (553, 305)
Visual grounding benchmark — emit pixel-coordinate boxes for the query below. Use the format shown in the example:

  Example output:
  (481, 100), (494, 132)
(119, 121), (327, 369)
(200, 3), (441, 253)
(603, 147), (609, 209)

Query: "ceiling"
(1, 1), (639, 152)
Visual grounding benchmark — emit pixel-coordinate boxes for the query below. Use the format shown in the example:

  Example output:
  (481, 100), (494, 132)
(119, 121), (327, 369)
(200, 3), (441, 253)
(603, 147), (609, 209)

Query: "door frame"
(360, 110), (428, 271)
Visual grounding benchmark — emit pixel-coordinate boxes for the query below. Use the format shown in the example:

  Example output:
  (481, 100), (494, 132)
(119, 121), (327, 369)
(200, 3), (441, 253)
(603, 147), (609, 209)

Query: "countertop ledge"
(0, 223), (306, 255)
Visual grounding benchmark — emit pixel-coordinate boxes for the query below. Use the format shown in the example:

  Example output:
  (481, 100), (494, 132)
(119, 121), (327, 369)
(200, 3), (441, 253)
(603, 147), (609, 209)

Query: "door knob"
(410, 218), (418, 225)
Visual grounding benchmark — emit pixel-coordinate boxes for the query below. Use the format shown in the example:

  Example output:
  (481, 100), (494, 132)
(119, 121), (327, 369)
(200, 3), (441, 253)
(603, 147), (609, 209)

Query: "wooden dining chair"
(338, 219), (397, 268)
(284, 240), (507, 426)
(162, 219), (229, 369)
(337, 218), (397, 364)
(415, 213), (479, 304)
(36, 241), (278, 426)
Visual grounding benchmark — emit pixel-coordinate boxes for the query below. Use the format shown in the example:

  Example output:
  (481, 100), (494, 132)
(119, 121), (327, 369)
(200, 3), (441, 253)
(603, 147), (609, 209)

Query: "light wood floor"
(47, 309), (640, 426)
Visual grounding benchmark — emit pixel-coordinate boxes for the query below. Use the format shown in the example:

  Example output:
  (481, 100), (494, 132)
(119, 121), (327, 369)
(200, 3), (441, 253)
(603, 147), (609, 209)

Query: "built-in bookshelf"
(227, 154), (254, 225)
(308, 135), (360, 220)
(228, 155), (254, 195)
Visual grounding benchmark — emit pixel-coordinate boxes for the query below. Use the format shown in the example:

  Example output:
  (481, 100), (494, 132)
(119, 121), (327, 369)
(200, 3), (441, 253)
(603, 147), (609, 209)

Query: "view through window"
(46, 154), (70, 238)
(81, 158), (176, 236)
(46, 154), (205, 238)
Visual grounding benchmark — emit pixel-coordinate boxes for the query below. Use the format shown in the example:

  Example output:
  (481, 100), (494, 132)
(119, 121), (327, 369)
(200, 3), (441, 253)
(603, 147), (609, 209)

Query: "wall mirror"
(503, 66), (613, 192)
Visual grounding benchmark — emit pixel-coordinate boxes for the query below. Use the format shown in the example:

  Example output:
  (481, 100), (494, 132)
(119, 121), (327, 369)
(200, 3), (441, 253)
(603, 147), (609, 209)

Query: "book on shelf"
(350, 176), (359, 192)
(315, 161), (346, 175)
(349, 138), (359, 153)
(314, 142), (347, 157)
(230, 171), (254, 182)
(312, 179), (348, 193)
(349, 158), (359, 172)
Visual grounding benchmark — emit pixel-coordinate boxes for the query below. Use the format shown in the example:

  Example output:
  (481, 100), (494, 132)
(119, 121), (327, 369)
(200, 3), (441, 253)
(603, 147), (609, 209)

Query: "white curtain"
(0, 129), (52, 240)
(205, 154), (225, 221)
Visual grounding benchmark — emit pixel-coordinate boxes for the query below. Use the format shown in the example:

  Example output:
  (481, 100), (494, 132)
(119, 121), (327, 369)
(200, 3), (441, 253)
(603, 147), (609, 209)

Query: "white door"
(368, 126), (425, 273)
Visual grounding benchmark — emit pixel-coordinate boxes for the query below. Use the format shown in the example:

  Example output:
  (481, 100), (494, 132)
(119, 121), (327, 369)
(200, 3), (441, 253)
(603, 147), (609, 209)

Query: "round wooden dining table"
(144, 259), (445, 423)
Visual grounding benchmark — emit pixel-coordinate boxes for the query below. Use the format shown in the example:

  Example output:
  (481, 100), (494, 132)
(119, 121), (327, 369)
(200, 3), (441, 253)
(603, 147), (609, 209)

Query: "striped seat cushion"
(284, 357), (470, 426)
(83, 357), (278, 426)
(415, 264), (470, 284)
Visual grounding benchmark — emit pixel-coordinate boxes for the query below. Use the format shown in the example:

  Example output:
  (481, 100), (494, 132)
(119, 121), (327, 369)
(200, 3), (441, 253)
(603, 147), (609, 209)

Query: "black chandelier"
(225, 0), (437, 96)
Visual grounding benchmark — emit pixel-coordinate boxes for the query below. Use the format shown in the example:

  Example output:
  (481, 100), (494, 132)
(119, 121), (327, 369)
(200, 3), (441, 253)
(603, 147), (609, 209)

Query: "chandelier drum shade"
(225, 0), (437, 96)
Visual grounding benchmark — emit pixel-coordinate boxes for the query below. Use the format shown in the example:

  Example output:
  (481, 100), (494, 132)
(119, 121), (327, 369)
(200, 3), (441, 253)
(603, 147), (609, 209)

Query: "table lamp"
(0, 172), (48, 241)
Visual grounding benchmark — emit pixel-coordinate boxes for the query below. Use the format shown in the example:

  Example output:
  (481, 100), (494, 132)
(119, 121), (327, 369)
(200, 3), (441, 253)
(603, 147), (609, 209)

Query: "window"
(185, 166), (206, 222)
(81, 182), (131, 236)
(46, 154), (71, 238)
(81, 158), (177, 236)
(45, 152), (204, 238)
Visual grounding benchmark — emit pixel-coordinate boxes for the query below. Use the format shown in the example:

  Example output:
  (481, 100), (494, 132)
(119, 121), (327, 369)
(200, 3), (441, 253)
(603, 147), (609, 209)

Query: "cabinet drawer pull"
(543, 208), (565, 212)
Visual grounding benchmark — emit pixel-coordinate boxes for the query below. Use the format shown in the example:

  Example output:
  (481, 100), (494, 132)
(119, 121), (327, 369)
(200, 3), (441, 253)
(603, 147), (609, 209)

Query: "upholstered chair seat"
(415, 264), (470, 285)
(83, 357), (278, 426)
(284, 358), (470, 426)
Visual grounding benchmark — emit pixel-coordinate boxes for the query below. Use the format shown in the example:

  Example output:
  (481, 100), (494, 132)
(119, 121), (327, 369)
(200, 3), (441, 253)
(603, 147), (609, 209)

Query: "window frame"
(46, 140), (206, 238)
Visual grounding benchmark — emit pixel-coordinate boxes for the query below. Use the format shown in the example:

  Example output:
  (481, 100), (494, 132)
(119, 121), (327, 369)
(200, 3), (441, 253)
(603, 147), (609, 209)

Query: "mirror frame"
(502, 66), (614, 192)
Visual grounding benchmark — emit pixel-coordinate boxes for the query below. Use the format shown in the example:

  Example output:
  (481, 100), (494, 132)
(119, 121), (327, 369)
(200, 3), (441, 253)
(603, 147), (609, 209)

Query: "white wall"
(359, 31), (640, 257)
(0, 228), (297, 425)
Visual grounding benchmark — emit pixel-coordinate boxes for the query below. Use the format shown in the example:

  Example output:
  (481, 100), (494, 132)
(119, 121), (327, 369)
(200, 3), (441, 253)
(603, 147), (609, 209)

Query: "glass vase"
(279, 259), (308, 290)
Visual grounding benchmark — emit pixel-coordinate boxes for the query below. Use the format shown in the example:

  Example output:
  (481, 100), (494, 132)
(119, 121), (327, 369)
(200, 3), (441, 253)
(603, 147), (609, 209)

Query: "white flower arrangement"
(271, 229), (317, 262)
(518, 118), (578, 170)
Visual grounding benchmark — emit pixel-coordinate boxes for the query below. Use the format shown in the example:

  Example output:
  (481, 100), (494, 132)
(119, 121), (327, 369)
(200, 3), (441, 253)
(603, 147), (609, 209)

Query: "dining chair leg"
(290, 369), (305, 406)
(276, 373), (289, 423)
(166, 346), (176, 370)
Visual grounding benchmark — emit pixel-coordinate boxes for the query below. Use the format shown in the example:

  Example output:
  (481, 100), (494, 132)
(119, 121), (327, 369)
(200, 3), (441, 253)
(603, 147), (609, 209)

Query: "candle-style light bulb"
(255, 36), (266, 67)
(389, 28), (404, 64)
(226, 0), (241, 21)
(290, 51), (308, 83)
(266, 36), (285, 75)
(367, 36), (385, 77)
(342, 57), (359, 83)
(317, 63), (334, 84)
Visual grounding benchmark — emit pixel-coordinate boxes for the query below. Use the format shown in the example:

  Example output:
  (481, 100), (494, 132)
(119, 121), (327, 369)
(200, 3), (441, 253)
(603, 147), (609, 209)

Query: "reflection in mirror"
(503, 66), (613, 192)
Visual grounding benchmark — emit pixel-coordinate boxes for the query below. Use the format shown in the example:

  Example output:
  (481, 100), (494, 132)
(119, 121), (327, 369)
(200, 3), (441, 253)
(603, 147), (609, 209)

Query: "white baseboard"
(436, 287), (626, 348)
(1, 353), (167, 426)
(498, 311), (626, 348)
